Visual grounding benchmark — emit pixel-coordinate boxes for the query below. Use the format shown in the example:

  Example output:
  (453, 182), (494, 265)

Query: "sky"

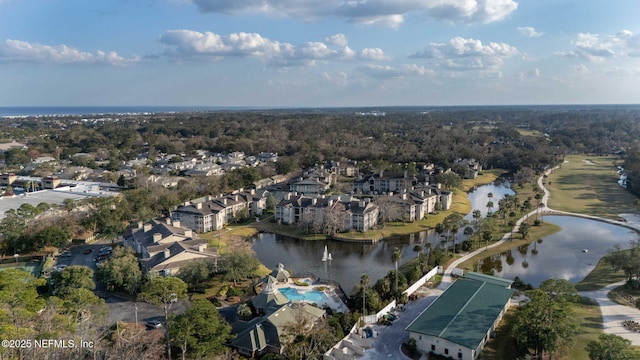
(1, 0), (640, 107)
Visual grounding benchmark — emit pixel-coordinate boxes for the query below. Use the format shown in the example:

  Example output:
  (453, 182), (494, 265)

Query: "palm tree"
(464, 226), (474, 249)
(392, 247), (402, 301)
(450, 224), (459, 253)
(472, 209), (482, 224)
(424, 243), (432, 271)
(435, 223), (446, 256)
(359, 274), (370, 318)
(486, 201), (494, 215)
(534, 193), (543, 218)
(237, 303), (252, 321)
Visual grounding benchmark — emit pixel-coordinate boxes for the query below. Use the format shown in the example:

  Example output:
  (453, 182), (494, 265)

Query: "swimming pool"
(280, 287), (331, 304)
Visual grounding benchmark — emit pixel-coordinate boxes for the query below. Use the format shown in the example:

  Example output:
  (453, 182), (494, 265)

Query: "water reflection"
(480, 216), (638, 287)
(464, 180), (515, 221)
(252, 230), (438, 294)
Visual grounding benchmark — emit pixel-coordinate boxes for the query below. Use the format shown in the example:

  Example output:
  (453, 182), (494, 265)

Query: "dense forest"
(1, 105), (640, 255)
(4, 106), (640, 173)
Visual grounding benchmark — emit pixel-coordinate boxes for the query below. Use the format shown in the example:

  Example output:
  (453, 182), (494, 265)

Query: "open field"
(546, 155), (638, 220)
(565, 298), (604, 360)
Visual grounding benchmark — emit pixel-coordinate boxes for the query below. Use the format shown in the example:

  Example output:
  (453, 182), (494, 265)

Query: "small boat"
(582, 249), (589, 253)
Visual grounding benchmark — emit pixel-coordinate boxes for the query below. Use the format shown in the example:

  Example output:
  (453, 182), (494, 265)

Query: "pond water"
(251, 180), (639, 295)
(463, 180), (515, 221)
(252, 231), (436, 295)
(480, 215), (638, 287)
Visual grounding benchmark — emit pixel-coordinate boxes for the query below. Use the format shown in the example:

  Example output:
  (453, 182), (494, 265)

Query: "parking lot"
(51, 241), (187, 326)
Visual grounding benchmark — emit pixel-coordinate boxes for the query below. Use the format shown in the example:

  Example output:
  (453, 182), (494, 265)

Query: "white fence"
(325, 266), (442, 359)
(403, 266), (441, 296)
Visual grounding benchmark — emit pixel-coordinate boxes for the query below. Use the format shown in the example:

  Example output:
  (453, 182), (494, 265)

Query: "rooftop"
(405, 278), (513, 349)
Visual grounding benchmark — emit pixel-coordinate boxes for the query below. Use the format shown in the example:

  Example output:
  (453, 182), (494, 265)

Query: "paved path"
(359, 289), (442, 360)
(358, 163), (640, 358)
(579, 281), (640, 345)
(438, 163), (640, 342)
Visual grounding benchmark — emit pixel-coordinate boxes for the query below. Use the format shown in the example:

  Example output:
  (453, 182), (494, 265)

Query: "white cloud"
(160, 30), (384, 67)
(560, 30), (640, 62)
(517, 26), (542, 38)
(325, 34), (348, 47)
(359, 48), (390, 61)
(190, 0), (518, 27)
(516, 67), (539, 81)
(571, 64), (589, 74)
(0, 39), (139, 66)
(321, 71), (349, 86)
(410, 36), (517, 71)
(358, 63), (434, 79)
(401, 64), (435, 76)
(604, 66), (640, 77)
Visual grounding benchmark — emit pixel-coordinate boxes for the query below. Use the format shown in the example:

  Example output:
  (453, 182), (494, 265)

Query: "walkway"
(439, 163), (640, 344)
(579, 281), (640, 345)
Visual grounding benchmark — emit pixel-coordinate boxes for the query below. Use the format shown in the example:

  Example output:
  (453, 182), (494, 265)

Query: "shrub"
(227, 286), (244, 297)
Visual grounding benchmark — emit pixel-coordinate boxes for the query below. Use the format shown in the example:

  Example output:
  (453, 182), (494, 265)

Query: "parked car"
(146, 320), (163, 329)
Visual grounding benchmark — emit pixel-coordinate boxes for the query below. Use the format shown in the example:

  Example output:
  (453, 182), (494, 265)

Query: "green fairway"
(546, 155), (639, 221)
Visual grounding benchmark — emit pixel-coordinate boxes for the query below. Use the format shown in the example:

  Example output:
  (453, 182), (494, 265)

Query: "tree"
(519, 223), (531, 239)
(433, 172), (462, 189)
(140, 276), (188, 360)
(586, 334), (640, 360)
(220, 250), (261, 286)
(177, 259), (216, 290)
(0, 269), (46, 327)
(97, 246), (143, 295)
(512, 286), (579, 359)
(392, 247), (402, 301)
(237, 303), (253, 321)
(170, 299), (233, 360)
(51, 265), (95, 298)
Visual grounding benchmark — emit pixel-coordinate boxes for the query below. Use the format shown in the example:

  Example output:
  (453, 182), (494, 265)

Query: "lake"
(480, 215), (638, 287)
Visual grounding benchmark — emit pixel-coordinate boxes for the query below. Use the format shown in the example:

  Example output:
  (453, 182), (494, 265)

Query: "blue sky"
(1, 0), (639, 107)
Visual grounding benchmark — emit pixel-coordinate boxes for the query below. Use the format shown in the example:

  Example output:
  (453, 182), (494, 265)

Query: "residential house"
(124, 218), (221, 276)
(230, 302), (325, 358)
(171, 190), (265, 233)
(289, 178), (330, 194)
(0, 173), (17, 186)
(405, 275), (513, 360)
(42, 176), (62, 189)
(257, 152), (278, 163)
(275, 194), (379, 232)
(454, 158), (483, 179)
(353, 170), (417, 195)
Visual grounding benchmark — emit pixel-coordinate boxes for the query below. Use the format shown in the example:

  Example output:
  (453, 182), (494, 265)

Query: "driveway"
(359, 288), (442, 360)
(579, 281), (640, 345)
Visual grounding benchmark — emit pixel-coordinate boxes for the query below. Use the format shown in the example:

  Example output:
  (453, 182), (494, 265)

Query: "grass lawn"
(481, 308), (519, 360)
(564, 298), (603, 360)
(575, 253), (628, 291)
(457, 221), (561, 272)
(481, 294), (603, 360)
(546, 154), (638, 221)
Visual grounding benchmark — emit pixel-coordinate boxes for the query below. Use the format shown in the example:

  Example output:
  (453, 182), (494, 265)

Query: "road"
(53, 241), (187, 327)
(359, 289), (441, 360)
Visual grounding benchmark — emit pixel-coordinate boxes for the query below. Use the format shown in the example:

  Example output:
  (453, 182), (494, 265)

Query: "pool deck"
(279, 278), (350, 313)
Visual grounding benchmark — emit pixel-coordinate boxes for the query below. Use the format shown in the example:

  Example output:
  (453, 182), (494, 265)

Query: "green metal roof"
(464, 272), (514, 288)
(406, 278), (513, 349)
